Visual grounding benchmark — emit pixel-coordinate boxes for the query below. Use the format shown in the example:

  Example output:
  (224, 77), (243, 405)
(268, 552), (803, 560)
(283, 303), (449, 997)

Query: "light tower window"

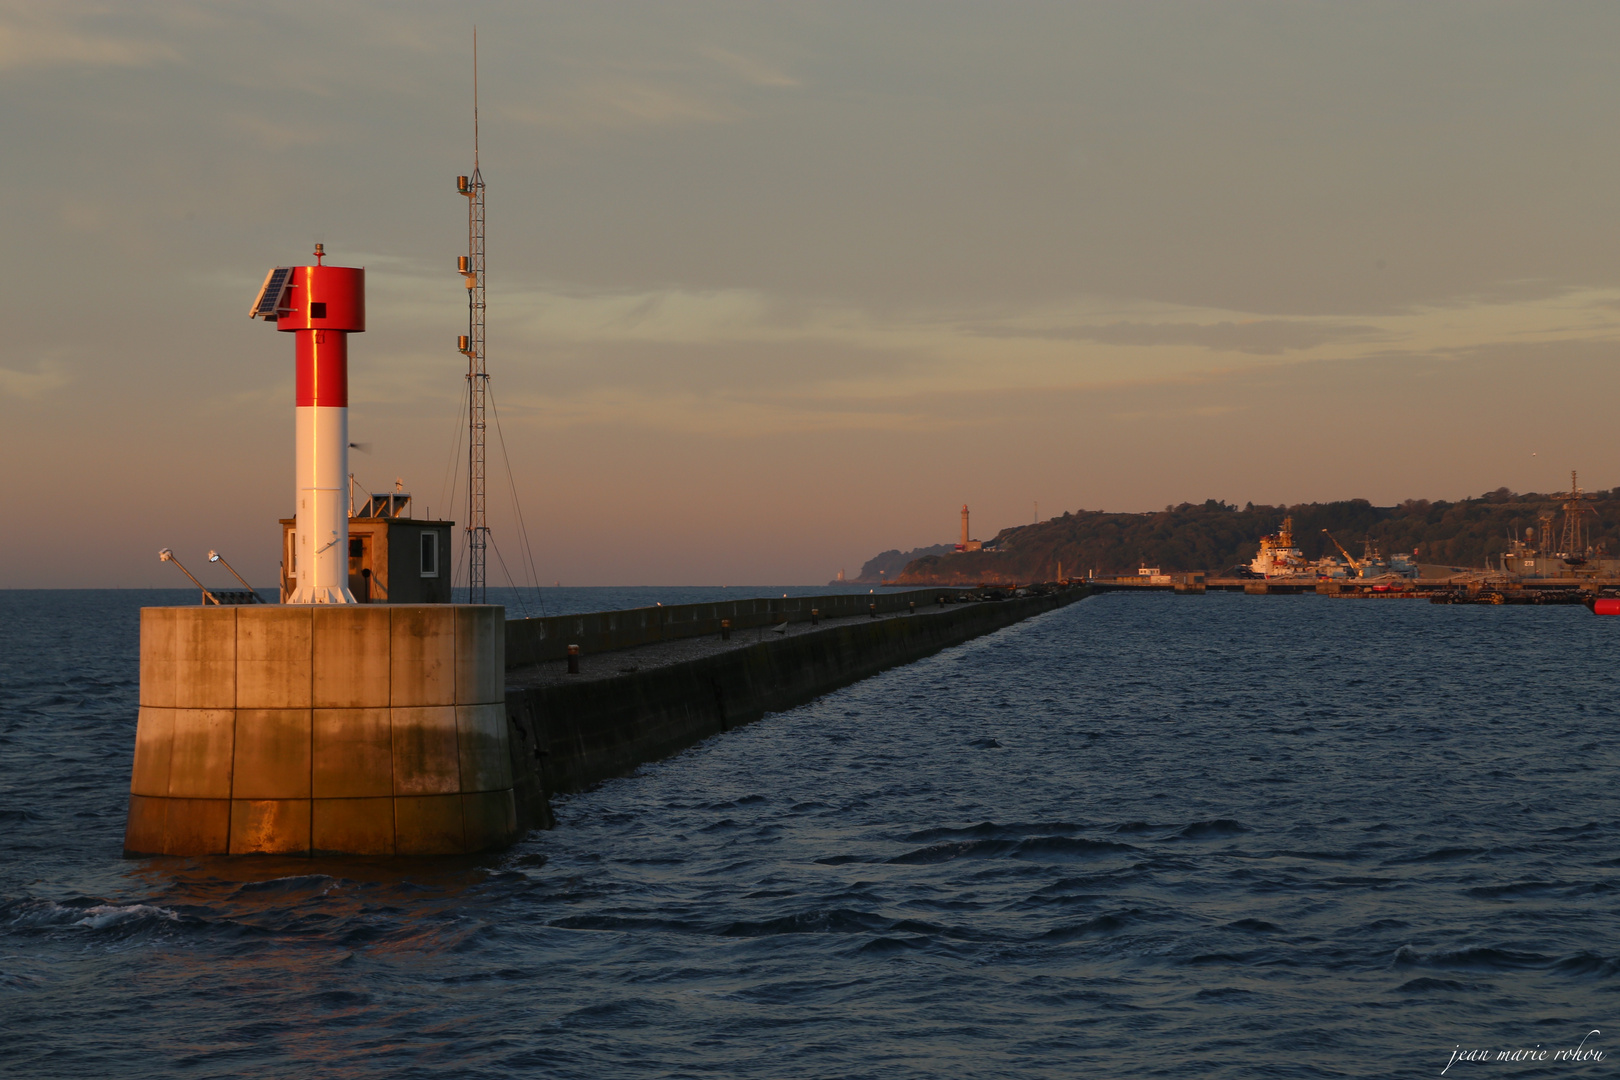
(421, 532), (439, 577)
(310, 302), (327, 319)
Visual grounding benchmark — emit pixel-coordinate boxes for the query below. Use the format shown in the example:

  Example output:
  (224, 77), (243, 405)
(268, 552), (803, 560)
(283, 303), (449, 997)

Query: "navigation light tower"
(249, 245), (365, 603)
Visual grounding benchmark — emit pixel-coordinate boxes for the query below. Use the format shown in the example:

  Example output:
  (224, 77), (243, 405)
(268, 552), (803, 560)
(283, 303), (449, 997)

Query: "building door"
(348, 535), (372, 602)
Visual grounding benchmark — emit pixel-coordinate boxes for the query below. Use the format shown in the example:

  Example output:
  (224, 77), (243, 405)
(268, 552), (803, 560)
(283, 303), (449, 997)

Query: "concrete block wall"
(125, 604), (515, 857)
(505, 588), (958, 668)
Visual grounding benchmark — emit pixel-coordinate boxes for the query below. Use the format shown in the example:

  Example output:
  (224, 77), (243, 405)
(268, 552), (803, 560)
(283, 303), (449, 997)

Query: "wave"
(1397, 977), (1468, 992)
(549, 914), (703, 934)
(0, 970), (43, 992)
(888, 836), (1138, 865)
(902, 822), (1085, 843)
(1039, 908), (1174, 941)
(226, 874), (339, 898)
(1465, 879), (1569, 899)
(856, 935), (930, 955)
(1552, 952), (1620, 978)
(1393, 945), (1551, 971)
(720, 909), (890, 937)
(1168, 819), (1250, 840)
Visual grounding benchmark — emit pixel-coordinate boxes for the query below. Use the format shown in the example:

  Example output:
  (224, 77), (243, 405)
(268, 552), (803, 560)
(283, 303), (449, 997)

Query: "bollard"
(810, 608), (819, 626)
(869, 603), (877, 619)
(937, 594), (945, 607)
(567, 644), (580, 674)
(721, 618), (731, 641)
(909, 600), (915, 615)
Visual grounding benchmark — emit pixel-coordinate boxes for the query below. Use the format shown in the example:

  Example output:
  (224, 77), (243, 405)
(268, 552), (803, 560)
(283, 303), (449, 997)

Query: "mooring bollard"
(567, 644), (580, 674)
(810, 608), (819, 626)
(869, 603), (877, 619)
(909, 601), (915, 614)
(721, 618), (731, 641)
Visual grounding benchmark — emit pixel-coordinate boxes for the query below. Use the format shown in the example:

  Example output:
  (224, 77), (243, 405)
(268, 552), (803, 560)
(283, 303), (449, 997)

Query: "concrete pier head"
(125, 605), (516, 857)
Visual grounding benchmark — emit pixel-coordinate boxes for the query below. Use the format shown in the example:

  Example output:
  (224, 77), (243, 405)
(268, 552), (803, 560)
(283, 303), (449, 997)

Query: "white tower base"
(290, 405), (356, 604)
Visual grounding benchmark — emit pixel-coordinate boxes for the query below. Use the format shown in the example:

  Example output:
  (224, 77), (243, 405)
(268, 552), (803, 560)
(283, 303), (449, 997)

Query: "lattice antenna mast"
(456, 30), (488, 603)
(1559, 469), (1592, 556)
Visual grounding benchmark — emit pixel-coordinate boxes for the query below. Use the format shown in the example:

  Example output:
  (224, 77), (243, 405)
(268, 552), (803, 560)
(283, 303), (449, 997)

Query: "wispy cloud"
(504, 79), (741, 132)
(226, 112), (339, 151)
(698, 44), (798, 88)
(0, 4), (176, 72)
(324, 248), (1620, 441)
(0, 358), (69, 398)
(501, 40), (797, 133)
(971, 319), (1384, 355)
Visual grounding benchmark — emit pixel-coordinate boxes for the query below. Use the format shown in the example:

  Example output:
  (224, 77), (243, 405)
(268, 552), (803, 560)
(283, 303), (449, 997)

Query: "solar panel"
(248, 266), (294, 320)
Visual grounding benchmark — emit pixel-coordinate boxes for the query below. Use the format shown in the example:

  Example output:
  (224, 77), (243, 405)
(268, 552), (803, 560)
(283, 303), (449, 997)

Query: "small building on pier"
(280, 489), (454, 603)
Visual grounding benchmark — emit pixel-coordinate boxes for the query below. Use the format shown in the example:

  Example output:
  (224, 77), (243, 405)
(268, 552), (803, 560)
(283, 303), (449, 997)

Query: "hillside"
(844, 544), (956, 584)
(893, 490), (1620, 585)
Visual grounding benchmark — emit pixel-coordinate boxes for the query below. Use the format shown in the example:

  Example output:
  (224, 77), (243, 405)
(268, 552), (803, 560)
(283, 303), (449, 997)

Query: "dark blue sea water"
(2, 589), (1617, 1078)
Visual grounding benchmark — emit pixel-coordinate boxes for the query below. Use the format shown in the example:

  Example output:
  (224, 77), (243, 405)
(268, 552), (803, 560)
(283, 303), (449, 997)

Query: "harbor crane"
(1321, 530), (1365, 575)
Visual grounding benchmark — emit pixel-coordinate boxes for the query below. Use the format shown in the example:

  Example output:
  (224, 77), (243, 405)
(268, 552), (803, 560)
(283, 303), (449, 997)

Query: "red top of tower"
(277, 260), (365, 334)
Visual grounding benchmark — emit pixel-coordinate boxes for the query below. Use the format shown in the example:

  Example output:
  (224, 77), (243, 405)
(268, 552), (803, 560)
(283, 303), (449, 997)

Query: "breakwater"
(505, 587), (951, 666)
(501, 586), (1089, 829)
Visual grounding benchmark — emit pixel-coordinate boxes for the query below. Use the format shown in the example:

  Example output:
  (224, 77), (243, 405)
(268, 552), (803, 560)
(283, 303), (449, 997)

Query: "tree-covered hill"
(894, 489), (1620, 584)
(847, 544), (955, 583)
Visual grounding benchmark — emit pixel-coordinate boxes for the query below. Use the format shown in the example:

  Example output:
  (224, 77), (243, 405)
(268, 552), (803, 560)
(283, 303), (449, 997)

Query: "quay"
(1088, 574), (1620, 597)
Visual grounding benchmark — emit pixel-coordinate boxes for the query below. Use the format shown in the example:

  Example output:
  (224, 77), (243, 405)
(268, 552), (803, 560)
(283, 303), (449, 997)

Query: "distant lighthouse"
(250, 245), (365, 603)
(961, 504), (970, 548)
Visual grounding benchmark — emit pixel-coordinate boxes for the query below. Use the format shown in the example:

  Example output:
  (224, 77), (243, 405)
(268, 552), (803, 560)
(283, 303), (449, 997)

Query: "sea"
(1, 587), (1616, 1078)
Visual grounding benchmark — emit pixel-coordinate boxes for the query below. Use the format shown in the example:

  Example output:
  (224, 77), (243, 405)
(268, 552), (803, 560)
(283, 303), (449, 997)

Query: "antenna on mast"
(455, 28), (488, 603)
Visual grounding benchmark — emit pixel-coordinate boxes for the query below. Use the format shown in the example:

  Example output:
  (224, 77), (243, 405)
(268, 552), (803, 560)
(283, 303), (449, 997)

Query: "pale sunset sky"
(4, 2), (1620, 587)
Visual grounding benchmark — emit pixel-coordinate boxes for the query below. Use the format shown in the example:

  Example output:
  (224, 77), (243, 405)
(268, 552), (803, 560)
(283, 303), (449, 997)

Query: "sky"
(4, 1), (1620, 588)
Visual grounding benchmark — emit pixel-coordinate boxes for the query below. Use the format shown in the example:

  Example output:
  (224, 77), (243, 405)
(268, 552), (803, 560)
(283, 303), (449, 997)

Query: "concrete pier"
(501, 587), (1090, 822)
(124, 604), (516, 857)
(124, 587), (1090, 855)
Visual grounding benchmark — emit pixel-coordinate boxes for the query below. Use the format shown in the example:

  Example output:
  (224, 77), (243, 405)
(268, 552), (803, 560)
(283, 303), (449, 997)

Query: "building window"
(421, 531), (439, 577)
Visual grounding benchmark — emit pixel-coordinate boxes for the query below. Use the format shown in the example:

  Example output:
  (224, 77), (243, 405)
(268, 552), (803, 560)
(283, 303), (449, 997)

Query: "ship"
(1249, 517), (1311, 578)
(1499, 472), (1620, 579)
(1320, 529), (1419, 580)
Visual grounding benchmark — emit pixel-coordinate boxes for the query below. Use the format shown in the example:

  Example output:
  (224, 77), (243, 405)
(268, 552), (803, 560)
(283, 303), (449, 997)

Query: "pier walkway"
(506, 599), (983, 689)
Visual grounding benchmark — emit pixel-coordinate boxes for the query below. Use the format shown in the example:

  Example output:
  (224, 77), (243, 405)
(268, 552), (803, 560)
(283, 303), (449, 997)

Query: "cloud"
(227, 112), (339, 151)
(0, 359), (70, 398)
(698, 45), (798, 88)
(505, 78), (741, 132)
(969, 319), (1384, 355)
(344, 253), (1620, 450)
(500, 39), (798, 133)
(0, 4), (176, 72)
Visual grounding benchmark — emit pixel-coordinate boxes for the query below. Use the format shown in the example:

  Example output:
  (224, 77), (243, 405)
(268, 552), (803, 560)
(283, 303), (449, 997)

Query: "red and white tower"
(250, 245), (365, 603)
